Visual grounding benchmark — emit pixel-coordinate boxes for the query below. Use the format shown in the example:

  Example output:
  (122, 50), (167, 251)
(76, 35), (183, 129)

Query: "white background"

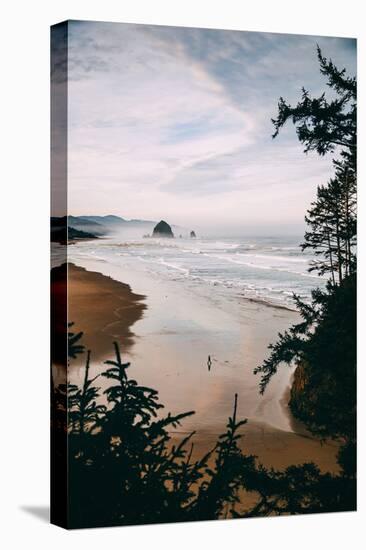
(1, 1), (365, 548)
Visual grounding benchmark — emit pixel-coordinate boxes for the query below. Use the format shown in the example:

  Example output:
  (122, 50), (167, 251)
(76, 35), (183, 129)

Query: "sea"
(67, 232), (325, 311)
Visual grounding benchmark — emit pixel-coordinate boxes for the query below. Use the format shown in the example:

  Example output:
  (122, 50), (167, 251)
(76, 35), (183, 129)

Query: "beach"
(62, 252), (339, 475)
(67, 262), (146, 359)
(51, 262), (146, 365)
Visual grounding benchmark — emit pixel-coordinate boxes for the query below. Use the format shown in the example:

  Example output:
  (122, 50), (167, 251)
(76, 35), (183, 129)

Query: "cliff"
(289, 363), (311, 424)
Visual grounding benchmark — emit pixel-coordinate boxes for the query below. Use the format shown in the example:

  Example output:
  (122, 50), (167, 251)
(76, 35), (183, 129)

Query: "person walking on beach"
(207, 355), (212, 371)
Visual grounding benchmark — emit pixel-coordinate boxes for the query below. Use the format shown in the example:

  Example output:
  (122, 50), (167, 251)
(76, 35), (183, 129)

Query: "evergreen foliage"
(272, 46), (356, 156)
(255, 47), (356, 497)
(51, 330), (355, 528)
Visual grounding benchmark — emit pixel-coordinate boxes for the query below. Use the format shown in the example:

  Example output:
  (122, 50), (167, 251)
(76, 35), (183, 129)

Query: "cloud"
(63, 21), (356, 231)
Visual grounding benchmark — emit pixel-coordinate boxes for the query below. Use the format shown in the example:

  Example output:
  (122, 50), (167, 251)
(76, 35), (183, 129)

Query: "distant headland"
(51, 214), (196, 242)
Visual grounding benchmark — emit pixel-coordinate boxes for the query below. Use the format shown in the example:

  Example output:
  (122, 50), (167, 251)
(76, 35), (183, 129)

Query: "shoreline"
(67, 262), (146, 361)
(64, 259), (339, 474)
(51, 262), (146, 365)
(240, 295), (297, 313)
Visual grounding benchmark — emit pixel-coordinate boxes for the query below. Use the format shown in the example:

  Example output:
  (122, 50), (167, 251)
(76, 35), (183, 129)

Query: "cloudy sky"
(65, 21), (356, 234)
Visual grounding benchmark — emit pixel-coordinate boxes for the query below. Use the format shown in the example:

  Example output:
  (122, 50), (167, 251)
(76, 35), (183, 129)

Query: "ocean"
(68, 233), (325, 310)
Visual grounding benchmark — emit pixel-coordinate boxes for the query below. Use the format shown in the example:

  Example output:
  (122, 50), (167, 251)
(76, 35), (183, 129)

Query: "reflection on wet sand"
(66, 260), (339, 475)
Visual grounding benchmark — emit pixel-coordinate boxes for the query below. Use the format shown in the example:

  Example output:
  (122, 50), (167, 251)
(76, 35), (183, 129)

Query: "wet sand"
(51, 262), (146, 365)
(64, 259), (339, 475)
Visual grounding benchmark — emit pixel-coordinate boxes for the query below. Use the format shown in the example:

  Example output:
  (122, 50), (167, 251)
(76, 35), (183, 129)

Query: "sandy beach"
(61, 258), (339, 475)
(51, 263), (146, 365)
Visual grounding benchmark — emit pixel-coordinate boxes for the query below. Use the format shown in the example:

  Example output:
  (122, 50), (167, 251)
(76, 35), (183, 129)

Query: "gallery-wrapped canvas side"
(50, 21), (68, 529)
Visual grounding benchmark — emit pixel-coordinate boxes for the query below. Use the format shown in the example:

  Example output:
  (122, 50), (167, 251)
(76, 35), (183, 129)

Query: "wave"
(157, 257), (190, 276)
(195, 252), (320, 280)
(69, 235), (326, 309)
(234, 252), (308, 264)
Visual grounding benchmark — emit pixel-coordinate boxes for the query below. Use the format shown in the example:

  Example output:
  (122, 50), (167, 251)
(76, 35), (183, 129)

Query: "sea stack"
(190, 230), (196, 238)
(152, 220), (174, 238)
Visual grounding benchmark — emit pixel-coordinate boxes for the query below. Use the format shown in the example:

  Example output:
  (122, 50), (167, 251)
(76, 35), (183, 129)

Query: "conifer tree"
(255, 47), (357, 466)
(272, 46), (356, 158)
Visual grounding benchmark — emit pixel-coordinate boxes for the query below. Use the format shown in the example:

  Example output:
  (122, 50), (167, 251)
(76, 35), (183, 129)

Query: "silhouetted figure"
(207, 355), (212, 371)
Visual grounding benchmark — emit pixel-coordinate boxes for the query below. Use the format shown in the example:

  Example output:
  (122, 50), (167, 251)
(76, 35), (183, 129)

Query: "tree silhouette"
(190, 394), (255, 521)
(302, 158), (356, 285)
(255, 47), (356, 499)
(51, 328), (356, 528)
(272, 46), (356, 156)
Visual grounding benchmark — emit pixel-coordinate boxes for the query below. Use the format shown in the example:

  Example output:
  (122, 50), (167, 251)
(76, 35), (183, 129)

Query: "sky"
(61, 21), (356, 234)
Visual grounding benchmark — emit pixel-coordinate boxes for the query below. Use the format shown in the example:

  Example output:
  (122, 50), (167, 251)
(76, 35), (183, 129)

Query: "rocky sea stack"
(190, 230), (196, 238)
(152, 220), (174, 238)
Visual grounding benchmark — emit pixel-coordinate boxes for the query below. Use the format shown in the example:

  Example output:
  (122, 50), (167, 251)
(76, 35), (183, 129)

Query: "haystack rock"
(152, 220), (174, 238)
(190, 230), (196, 238)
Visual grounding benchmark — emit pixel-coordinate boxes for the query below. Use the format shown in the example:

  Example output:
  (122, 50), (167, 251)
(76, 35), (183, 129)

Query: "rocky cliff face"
(291, 363), (307, 396)
(289, 362), (313, 424)
(152, 220), (174, 238)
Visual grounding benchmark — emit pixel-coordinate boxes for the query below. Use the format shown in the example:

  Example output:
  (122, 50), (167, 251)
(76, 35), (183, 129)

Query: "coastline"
(51, 262), (146, 365)
(65, 258), (339, 474)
